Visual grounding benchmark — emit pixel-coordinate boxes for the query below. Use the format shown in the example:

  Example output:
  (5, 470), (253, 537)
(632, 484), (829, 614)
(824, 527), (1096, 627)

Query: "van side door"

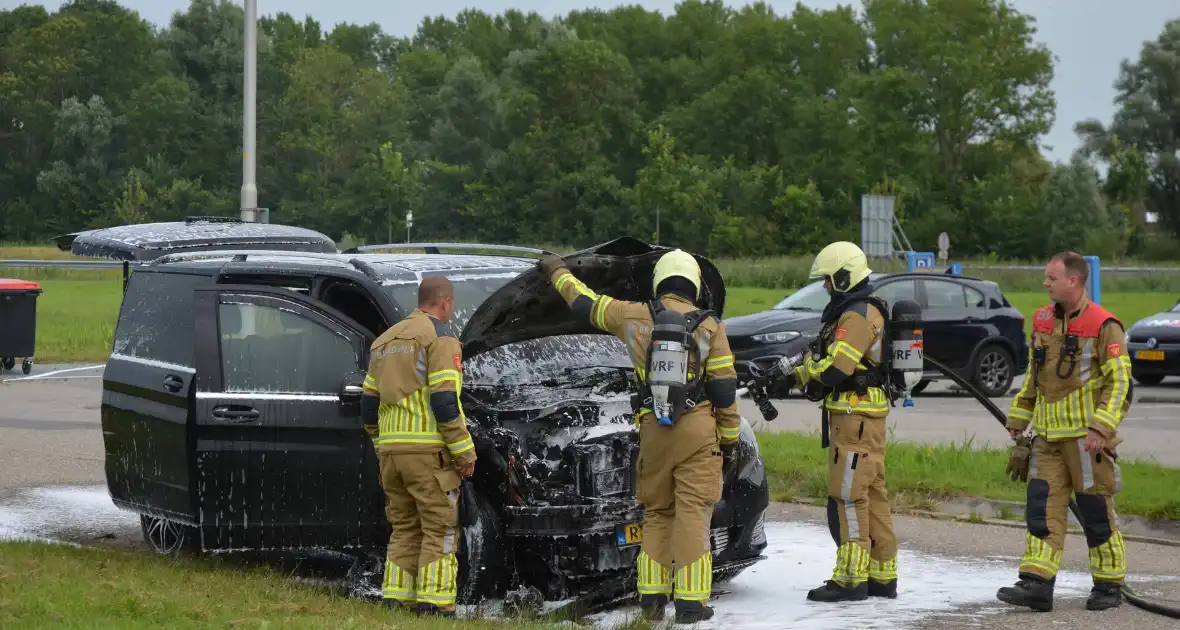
(191, 285), (385, 551)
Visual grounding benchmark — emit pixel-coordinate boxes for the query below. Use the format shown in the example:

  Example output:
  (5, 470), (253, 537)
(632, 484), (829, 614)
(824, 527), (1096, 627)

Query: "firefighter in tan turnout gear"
(361, 276), (477, 617)
(997, 251), (1131, 613)
(772, 241), (899, 603)
(537, 249), (742, 624)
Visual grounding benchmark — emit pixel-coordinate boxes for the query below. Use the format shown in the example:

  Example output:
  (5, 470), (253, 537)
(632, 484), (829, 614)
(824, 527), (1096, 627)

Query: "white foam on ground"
(0, 485), (138, 543)
(3, 487), (1163, 628)
(586, 521), (1099, 629)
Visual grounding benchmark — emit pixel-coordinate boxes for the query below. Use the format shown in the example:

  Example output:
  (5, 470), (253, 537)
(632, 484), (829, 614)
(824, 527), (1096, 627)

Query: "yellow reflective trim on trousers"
(869, 558), (898, 581)
(1088, 530), (1127, 581)
(832, 541), (870, 586)
(1028, 378), (1115, 439)
(636, 551), (672, 595)
(674, 552), (713, 601)
(1020, 534), (1063, 577)
(382, 560), (417, 602)
(415, 554), (459, 606)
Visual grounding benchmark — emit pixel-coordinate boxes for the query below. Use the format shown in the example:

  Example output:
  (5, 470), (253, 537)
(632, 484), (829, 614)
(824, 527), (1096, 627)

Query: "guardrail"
(0, 259), (132, 269)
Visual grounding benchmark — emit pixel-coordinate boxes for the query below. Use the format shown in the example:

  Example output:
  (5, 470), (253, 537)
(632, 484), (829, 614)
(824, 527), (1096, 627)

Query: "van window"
(111, 271), (209, 366)
(218, 301), (358, 394)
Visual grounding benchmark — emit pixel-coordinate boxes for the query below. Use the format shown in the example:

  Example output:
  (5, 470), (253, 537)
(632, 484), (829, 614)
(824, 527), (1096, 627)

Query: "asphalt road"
(740, 375), (1180, 467)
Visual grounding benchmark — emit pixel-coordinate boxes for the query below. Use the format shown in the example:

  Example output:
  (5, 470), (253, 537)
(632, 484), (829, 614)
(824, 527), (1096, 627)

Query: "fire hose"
(919, 355), (1180, 618)
(740, 355), (1179, 617)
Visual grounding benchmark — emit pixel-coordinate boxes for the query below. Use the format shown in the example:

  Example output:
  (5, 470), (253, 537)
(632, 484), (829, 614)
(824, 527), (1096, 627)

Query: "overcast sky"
(11, 0), (1179, 163)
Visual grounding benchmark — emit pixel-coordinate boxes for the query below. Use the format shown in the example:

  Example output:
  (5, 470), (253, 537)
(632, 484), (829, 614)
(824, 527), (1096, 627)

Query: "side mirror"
(340, 371), (366, 403)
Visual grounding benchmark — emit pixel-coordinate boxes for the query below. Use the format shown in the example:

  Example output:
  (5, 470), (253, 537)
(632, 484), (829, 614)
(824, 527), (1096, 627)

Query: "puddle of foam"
(0, 485), (138, 543)
(585, 521), (1099, 629)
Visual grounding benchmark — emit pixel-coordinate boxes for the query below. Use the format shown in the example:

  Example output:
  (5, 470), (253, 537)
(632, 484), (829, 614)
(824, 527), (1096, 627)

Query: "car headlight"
(751, 331), (800, 344)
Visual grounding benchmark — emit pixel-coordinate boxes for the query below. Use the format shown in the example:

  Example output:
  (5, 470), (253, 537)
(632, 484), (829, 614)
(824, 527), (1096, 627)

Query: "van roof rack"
(343, 242), (547, 257)
(150, 250), (347, 266)
(183, 215), (245, 224)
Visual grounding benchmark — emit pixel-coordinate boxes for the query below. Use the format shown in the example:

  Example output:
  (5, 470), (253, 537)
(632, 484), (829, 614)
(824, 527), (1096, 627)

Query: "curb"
(776, 497), (1180, 548)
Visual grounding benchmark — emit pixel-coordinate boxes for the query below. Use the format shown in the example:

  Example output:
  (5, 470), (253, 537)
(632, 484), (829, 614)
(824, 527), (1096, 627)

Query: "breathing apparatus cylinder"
(889, 298), (924, 407)
(648, 309), (692, 426)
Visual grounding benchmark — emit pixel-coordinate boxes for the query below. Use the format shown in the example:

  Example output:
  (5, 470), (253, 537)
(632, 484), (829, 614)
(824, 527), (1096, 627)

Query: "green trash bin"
(0, 278), (43, 375)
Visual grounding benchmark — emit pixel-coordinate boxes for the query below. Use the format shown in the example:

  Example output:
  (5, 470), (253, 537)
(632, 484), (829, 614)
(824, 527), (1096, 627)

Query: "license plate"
(1136, 350), (1165, 361)
(616, 522), (643, 546)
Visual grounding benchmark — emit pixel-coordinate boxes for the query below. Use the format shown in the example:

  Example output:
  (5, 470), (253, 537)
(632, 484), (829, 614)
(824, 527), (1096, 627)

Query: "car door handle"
(211, 406), (260, 422)
(163, 375), (183, 392)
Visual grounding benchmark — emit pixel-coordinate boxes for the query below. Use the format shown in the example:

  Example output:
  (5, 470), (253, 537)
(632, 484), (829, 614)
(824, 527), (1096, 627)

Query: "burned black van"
(74, 223), (771, 607)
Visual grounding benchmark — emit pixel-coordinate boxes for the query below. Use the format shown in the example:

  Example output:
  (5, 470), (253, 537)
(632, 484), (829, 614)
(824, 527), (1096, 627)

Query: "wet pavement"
(2, 363), (1180, 627)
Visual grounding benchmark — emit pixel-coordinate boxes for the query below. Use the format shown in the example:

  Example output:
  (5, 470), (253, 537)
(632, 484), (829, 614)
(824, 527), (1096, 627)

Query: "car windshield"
(381, 272), (520, 331)
(772, 280), (829, 312)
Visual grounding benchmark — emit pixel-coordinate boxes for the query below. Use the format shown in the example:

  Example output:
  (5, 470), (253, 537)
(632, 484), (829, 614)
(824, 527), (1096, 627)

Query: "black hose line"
(923, 356), (1180, 619)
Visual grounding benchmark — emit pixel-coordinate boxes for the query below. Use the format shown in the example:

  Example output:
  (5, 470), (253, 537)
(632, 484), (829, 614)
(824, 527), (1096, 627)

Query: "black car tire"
(1, 357), (13, 371)
(456, 488), (506, 606)
(1132, 371), (1165, 386)
(972, 344), (1014, 398)
(140, 514), (200, 556)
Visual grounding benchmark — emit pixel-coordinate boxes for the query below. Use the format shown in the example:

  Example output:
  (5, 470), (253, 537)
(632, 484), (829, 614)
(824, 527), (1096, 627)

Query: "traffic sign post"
(1085, 255), (1101, 304)
(906, 252), (935, 272)
(937, 232), (949, 261)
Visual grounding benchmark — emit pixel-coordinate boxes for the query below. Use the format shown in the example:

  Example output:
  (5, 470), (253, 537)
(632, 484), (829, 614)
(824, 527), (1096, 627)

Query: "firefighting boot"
(639, 594), (668, 621)
(415, 603), (456, 618)
(1086, 583), (1123, 611)
(673, 599), (715, 624)
(996, 574), (1054, 612)
(806, 580), (869, 602)
(868, 578), (898, 599)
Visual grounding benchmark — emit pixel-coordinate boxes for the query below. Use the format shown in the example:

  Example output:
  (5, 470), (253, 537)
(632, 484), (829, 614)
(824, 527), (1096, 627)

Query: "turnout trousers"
(1020, 436), (1126, 584)
(378, 449), (464, 611)
(826, 411), (898, 588)
(634, 411), (725, 604)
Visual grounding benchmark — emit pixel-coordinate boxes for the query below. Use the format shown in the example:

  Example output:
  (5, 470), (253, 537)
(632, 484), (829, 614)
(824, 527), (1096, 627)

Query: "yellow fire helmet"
(652, 249), (702, 299)
(809, 241), (872, 293)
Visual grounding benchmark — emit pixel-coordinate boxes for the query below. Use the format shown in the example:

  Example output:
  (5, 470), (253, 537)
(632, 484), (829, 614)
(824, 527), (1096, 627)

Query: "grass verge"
(756, 430), (1180, 521)
(0, 541), (654, 630)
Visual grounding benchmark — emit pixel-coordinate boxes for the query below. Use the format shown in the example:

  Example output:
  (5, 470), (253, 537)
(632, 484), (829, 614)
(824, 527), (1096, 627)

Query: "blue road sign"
(906, 252), (935, 272)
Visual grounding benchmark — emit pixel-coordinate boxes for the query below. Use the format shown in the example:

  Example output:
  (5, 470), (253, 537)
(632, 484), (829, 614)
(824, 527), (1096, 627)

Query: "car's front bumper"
(1127, 339), (1180, 376)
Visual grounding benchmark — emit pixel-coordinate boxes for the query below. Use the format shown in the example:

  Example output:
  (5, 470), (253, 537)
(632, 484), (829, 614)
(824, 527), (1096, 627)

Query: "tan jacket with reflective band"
(1006, 298), (1131, 442)
(548, 266), (743, 445)
(361, 309), (476, 463)
(792, 301), (890, 418)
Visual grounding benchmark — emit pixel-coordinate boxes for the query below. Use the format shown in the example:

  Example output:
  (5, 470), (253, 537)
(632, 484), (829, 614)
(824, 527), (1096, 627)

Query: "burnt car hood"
(1130, 306), (1180, 340)
(460, 237), (726, 359)
(723, 308), (821, 337)
(53, 217), (337, 261)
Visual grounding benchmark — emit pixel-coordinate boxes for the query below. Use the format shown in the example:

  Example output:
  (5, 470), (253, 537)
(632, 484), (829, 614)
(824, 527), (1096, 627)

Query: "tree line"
(2, 0), (1178, 260)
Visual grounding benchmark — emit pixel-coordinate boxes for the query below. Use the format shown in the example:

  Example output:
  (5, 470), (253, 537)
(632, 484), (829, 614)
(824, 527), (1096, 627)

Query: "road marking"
(1, 365), (104, 382)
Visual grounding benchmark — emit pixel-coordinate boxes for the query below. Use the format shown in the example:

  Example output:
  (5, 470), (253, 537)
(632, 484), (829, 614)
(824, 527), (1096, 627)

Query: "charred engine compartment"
(464, 386), (646, 599)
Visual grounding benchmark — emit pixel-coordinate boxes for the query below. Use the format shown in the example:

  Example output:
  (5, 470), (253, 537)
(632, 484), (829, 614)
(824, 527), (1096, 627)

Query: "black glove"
(808, 336), (824, 356)
(538, 253), (565, 278)
(720, 442), (736, 464)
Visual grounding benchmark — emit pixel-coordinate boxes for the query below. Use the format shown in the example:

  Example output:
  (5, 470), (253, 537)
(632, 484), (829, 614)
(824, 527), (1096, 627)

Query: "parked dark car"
(68, 223), (770, 607)
(724, 272), (1028, 397)
(1126, 298), (1180, 385)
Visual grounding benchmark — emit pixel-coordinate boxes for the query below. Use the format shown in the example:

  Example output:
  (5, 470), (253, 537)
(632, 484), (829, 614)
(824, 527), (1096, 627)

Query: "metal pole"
(656, 205), (660, 245)
(240, 0), (258, 222)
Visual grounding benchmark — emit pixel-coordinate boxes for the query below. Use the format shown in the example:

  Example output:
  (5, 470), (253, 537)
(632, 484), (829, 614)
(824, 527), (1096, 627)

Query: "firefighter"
(770, 241), (899, 602)
(361, 275), (477, 617)
(997, 251), (1131, 613)
(537, 249), (741, 624)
